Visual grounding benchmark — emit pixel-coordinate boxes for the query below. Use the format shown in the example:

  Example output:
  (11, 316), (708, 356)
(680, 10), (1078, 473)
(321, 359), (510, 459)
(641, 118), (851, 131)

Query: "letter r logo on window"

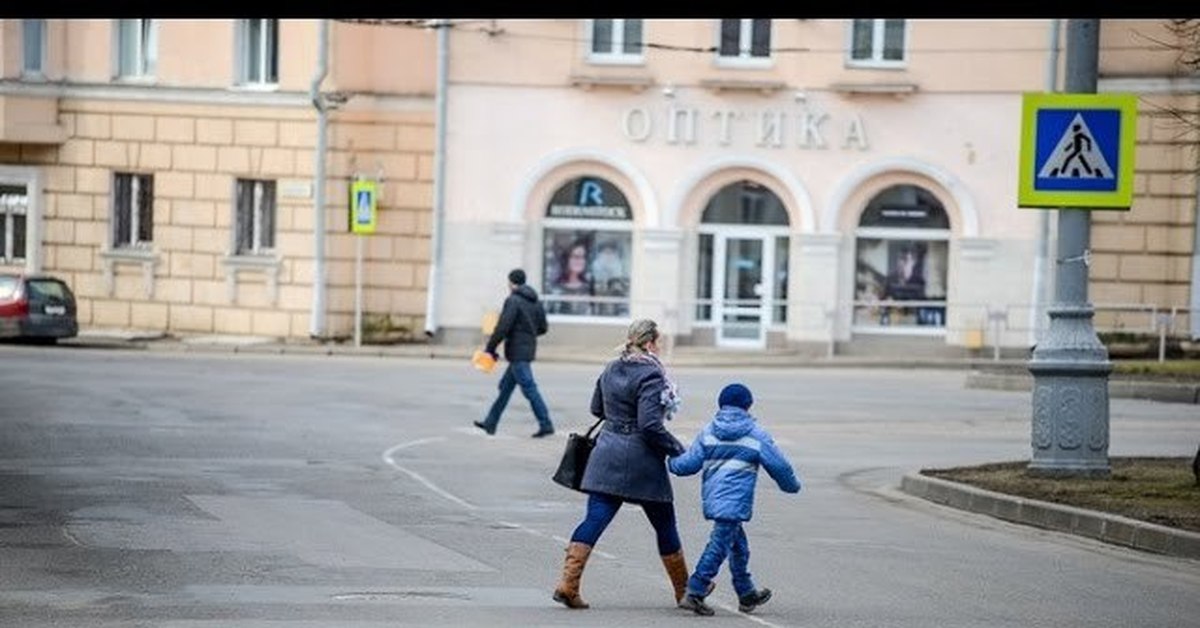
(578, 180), (604, 206)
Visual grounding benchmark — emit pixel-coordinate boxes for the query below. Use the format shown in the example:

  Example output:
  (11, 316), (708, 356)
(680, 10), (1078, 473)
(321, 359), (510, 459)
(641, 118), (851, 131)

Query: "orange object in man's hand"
(472, 349), (497, 373)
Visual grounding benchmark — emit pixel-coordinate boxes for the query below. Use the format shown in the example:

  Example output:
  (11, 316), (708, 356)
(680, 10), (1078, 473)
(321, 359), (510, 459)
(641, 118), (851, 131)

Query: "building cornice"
(0, 80), (432, 110)
(1098, 76), (1200, 94)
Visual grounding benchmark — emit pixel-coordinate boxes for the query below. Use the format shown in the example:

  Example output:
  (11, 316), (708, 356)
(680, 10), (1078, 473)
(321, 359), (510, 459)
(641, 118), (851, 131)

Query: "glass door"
(716, 235), (768, 348)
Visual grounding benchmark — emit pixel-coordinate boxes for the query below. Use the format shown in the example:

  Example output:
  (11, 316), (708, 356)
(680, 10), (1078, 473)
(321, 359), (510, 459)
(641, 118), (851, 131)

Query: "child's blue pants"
(687, 519), (756, 598)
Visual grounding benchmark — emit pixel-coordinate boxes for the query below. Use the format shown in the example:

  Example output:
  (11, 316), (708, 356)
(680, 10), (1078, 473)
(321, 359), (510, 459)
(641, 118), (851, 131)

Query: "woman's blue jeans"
(569, 492), (681, 556)
(480, 361), (553, 432)
(687, 520), (756, 598)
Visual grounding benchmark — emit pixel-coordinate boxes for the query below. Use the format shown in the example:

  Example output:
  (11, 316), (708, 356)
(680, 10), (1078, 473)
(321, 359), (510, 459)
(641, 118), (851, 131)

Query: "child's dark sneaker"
(679, 593), (715, 616)
(738, 588), (772, 613)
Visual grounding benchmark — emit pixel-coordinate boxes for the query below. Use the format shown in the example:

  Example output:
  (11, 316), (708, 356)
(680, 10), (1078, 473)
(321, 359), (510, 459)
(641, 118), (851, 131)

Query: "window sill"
(699, 78), (787, 95)
(585, 54), (646, 67)
(19, 72), (48, 83)
(829, 82), (918, 97)
(845, 60), (908, 70)
(231, 82), (280, 93)
(714, 56), (774, 70)
(221, 253), (282, 304)
(569, 74), (654, 92)
(100, 247), (159, 298)
(113, 75), (158, 85)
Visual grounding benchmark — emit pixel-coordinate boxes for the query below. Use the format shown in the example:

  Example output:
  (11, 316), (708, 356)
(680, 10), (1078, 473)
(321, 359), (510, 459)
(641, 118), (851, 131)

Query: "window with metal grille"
(234, 179), (276, 255)
(112, 173), (154, 248)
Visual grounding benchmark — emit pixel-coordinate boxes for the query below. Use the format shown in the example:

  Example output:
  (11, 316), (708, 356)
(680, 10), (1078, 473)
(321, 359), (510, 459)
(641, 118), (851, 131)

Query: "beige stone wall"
(1091, 93), (1198, 334)
(5, 99), (434, 339)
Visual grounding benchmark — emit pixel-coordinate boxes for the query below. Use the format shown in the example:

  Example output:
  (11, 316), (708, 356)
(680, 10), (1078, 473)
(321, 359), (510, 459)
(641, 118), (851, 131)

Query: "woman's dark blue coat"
(579, 356), (686, 503)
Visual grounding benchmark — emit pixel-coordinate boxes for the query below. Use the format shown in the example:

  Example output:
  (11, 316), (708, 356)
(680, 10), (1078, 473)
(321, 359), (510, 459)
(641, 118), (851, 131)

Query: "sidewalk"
(58, 329), (1199, 404)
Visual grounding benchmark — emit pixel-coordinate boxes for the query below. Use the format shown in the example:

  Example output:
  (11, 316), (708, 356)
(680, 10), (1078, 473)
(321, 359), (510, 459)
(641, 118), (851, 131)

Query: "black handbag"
(552, 418), (604, 492)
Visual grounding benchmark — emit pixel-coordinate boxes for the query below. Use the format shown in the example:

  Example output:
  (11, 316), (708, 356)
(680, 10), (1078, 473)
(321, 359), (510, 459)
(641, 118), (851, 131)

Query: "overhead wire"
(331, 18), (1192, 56)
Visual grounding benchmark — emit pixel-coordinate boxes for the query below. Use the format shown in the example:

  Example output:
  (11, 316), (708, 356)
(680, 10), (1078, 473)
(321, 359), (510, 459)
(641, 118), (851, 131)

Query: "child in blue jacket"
(668, 383), (801, 616)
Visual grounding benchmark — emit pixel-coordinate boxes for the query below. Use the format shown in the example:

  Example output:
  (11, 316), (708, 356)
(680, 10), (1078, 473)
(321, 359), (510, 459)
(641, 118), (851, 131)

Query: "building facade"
(434, 19), (1199, 355)
(0, 19), (435, 340)
(1, 19), (1195, 353)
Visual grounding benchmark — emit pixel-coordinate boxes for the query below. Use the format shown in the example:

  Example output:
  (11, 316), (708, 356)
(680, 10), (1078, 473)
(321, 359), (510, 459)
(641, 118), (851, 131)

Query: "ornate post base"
(1027, 305), (1112, 478)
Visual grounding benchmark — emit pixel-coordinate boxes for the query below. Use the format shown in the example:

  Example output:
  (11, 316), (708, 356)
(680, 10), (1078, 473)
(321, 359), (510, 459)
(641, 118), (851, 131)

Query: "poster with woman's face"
(543, 228), (631, 317)
(854, 238), (947, 327)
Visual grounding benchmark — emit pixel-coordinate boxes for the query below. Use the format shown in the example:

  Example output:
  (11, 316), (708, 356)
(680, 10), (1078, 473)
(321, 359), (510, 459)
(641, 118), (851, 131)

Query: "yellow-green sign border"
(1018, 92), (1138, 210)
(349, 179), (378, 235)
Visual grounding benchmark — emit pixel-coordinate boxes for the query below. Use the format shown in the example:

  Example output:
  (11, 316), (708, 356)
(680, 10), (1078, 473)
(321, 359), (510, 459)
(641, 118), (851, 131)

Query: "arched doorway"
(852, 184), (950, 334)
(694, 180), (790, 348)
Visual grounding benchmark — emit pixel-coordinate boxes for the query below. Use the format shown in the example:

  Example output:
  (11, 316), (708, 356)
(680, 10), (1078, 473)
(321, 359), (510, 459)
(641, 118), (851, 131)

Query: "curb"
(900, 472), (1200, 560)
(965, 372), (1200, 405)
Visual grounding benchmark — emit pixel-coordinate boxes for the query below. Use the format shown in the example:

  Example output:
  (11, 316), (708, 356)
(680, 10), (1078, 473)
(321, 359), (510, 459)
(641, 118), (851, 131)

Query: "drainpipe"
(1029, 18), (1061, 347)
(1191, 161), (1200, 340)
(309, 19), (330, 339)
(424, 19), (449, 338)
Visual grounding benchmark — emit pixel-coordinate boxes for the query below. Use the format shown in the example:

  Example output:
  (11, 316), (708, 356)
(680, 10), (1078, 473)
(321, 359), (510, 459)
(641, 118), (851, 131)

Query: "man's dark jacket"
(485, 284), (548, 362)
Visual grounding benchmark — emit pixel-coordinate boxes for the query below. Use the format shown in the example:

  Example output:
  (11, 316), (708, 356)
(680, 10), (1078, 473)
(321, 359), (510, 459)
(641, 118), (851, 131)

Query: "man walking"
(474, 268), (556, 438)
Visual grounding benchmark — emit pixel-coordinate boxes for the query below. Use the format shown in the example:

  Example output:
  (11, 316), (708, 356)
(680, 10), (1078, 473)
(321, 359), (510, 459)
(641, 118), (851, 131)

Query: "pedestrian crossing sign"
(1018, 92), (1137, 209)
(349, 178), (378, 234)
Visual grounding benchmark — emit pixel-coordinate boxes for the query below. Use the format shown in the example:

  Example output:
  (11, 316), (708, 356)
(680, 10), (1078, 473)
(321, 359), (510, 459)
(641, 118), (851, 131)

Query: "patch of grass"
(1111, 360), (1200, 379)
(923, 457), (1200, 533)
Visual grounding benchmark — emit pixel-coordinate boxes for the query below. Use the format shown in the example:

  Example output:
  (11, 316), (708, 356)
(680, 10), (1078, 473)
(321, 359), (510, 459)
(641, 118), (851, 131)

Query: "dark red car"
(0, 274), (79, 344)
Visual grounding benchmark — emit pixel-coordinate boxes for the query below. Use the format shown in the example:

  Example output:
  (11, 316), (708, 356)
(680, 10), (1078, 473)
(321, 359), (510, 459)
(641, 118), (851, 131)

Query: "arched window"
(542, 176), (633, 318)
(853, 184), (950, 331)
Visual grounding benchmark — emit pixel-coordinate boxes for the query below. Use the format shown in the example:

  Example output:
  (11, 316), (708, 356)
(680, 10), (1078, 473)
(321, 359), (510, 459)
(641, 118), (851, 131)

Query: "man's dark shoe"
(531, 427), (555, 438)
(473, 421), (495, 436)
(679, 593), (715, 616)
(737, 588), (772, 613)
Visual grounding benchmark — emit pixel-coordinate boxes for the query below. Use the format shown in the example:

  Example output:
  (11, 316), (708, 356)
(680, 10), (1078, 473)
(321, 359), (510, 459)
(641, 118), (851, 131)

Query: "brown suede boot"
(660, 550), (689, 605)
(552, 541), (592, 609)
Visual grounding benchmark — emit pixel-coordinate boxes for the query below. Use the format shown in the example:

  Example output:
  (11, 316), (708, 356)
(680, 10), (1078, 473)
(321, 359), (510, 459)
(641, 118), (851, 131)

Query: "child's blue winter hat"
(718, 383), (753, 410)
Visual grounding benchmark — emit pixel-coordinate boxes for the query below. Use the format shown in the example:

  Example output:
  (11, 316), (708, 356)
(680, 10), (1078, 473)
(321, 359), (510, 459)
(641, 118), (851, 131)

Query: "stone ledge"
(965, 372), (1200, 404)
(901, 472), (1200, 560)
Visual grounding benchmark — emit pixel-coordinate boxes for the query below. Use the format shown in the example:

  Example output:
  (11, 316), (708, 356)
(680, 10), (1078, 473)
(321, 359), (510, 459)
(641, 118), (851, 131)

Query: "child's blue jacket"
(668, 406), (801, 522)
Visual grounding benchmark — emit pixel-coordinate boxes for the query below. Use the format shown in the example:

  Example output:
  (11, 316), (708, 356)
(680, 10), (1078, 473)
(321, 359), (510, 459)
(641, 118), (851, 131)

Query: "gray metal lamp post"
(1027, 18), (1113, 478)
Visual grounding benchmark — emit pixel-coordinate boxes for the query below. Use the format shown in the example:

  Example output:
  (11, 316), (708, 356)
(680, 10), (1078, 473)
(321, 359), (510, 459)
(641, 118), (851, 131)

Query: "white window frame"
(0, 167), (43, 275)
(114, 19), (159, 80)
(715, 19), (773, 69)
(233, 178), (276, 256)
(0, 187), (29, 265)
(585, 19), (645, 65)
(846, 19), (908, 69)
(22, 19), (46, 79)
(111, 172), (154, 249)
(235, 19), (279, 88)
(851, 227), (951, 336)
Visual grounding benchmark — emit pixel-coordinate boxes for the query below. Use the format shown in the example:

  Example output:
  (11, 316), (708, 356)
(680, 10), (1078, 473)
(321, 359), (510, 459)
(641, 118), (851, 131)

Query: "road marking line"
(383, 438), (478, 511)
(384, 433), (777, 624)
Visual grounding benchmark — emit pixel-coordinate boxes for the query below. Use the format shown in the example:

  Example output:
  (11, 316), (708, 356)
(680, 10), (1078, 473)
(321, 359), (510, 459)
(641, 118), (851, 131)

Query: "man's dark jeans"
(480, 361), (553, 433)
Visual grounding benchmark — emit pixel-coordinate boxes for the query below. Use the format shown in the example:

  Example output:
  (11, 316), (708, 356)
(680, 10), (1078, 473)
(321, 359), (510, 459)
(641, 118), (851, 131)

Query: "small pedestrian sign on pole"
(1018, 92), (1137, 209)
(349, 178), (378, 234)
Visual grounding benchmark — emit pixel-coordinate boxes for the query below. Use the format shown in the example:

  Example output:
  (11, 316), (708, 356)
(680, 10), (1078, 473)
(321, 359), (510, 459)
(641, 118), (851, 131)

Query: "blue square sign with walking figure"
(1018, 92), (1137, 209)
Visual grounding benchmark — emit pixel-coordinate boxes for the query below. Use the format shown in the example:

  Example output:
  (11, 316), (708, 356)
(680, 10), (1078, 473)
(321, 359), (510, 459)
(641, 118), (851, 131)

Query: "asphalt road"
(0, 345), (1197, 627)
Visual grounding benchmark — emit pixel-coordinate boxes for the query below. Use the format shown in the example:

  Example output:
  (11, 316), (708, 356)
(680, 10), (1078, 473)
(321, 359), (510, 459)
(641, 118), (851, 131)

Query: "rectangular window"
(589, 19), (643, 61)
(717, 19), (771, 60)
(235, 179), (276, 255)
(23, 19), (45, 75)
(239, 19), (278, 84)
(850, 19), (906, 65)
(112, 173), (154, 248)
(117, 19), (158, 78)
(543, 229), (631, 318)
(0, 185), (29, 263)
